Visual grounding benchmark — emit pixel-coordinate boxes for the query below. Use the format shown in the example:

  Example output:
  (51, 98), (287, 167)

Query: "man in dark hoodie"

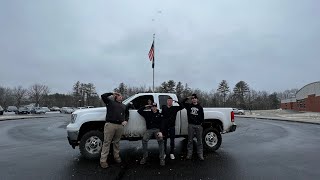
(162, 96), (184, 160)
(183, 94), (204, 160)
(100, 92), (129, 168)
(138, 102), (165, 166)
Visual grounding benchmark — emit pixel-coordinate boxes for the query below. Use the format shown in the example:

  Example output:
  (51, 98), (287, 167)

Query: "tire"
(203, 127), (222, 152)
(0, 111), (3, 115)
(79, 130), (104, 160)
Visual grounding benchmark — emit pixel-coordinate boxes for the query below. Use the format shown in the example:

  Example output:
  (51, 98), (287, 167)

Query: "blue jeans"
(164, 127), (175, 154)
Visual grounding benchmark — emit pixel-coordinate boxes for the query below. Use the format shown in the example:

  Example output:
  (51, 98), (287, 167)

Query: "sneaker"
(160, 159), (165, 166)
(186, 155), (192, 160)
(170, 154), (175, 160)
(164, 154), (166, 159)
(100, 161), (109, 169)
(114, 157), (122, 163)
(140, 158), (147, 165)
(198, 155), (204, 161)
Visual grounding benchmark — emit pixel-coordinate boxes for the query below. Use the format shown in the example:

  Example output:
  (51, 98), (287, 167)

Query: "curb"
(235, 115), (320, 125)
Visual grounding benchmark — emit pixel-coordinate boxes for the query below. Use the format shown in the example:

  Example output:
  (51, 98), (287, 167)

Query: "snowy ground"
(247, 109), (320, 120)
(240, 109), (320, 124)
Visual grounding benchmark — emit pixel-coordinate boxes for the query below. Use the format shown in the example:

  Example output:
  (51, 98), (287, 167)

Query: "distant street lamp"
(78, 100), (82, 107)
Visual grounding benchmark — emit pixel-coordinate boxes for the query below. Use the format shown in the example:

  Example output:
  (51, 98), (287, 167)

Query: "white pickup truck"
(67, 93), (237, 160)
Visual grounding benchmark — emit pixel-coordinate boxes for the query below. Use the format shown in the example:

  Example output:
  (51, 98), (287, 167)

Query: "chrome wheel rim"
(205, 132), (218, 147)
(85, 136), (102, 154)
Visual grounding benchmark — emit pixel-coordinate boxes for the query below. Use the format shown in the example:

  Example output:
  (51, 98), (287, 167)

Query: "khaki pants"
(100, 122), (124, 163)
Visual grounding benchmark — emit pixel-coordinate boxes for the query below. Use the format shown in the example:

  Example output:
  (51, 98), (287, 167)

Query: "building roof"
(296, 81), (320, 100)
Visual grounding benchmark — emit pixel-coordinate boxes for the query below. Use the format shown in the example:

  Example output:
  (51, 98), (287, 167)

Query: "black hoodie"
(101, 93), (129, 124)
(161, 101), (184, 128)
(138, 106), (164, 130)
(183, 98), (204, 125)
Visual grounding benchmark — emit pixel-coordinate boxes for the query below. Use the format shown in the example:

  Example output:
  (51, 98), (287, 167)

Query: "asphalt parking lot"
(0, 114), (319, 180)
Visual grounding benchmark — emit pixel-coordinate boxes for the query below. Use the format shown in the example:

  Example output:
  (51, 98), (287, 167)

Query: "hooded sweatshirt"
(161, 101), (184, 128)
(138, 106), (163, 130)
(183, 98), (204, 125)
(101, 93), (129, 124)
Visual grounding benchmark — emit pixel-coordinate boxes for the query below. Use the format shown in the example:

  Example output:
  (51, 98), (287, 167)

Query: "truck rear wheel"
(203, 127), (222, 151)
(79, 130), (104, 160)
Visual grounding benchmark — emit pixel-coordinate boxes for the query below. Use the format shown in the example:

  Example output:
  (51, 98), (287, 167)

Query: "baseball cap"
(192, 94), (198, 99)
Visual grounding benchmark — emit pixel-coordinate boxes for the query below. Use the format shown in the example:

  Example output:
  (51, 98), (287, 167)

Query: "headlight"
(71, 114), (77, 123)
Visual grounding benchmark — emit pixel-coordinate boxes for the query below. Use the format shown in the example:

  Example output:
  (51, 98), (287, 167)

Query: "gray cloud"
(0, 0), (319, 95)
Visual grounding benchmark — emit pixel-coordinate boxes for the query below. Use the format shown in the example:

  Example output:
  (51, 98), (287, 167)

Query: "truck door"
(124, 95), (154, 137)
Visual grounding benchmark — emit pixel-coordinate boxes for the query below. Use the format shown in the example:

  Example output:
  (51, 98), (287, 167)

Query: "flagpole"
(152, 33), (155, 92)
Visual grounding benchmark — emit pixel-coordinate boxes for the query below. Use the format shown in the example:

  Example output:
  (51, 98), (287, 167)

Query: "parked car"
(34, 107), (46, 114)
(60, 107), (68, 113)
(85, 106), (94, 108)
(60, 107), (74, 114)
(67, 93), (237, 160)
(50, 106), (60, 111)
(0, 106), (4, 115)
(7, 106), (18, 113)
(41, 107), (50, 112)
(232, 108), (245, 115)
(18, 107), (30, 114)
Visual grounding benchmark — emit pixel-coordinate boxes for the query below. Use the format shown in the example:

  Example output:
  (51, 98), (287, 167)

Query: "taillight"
(231, 111), (235, 122)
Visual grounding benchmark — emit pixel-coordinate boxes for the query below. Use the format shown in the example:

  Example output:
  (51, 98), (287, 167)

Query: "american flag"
(148, 41), (154, 68)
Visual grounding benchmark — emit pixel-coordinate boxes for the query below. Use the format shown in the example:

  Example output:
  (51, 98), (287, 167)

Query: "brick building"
(280, 81), (320, 112)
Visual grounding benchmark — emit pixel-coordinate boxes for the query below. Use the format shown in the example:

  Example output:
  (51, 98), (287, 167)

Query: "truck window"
(159, 95), (171, 109)
(130, 95), (154, 110)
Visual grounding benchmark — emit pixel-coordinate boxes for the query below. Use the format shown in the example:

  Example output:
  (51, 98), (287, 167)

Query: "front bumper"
(67, 130), (79, 149)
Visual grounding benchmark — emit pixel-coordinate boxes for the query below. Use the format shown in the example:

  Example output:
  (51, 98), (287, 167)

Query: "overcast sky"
(0, 0), (319, 95)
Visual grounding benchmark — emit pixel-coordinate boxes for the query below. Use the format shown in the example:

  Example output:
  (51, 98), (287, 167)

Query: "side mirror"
(128, 102), (135, 109)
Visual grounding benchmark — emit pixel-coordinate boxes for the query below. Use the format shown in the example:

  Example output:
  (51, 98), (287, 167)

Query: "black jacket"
(183, 98), (204, 125)
(161, 101), (184, 128)
(101, 93), (129, 124)
(138, 106), (164, 130)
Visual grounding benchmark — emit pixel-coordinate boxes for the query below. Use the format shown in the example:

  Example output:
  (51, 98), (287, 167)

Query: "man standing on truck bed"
(100, 92), (129, 169)
(162, 96), (184, 160)
(183, 94), (204, 160)
(138, 103), (166, 166)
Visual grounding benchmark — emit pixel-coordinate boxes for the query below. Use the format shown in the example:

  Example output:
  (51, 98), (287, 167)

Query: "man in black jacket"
(162, 96), (184, 160)
(100, 92), (129, 168)
(183, 94), (204, 160)
(138, 103), (165, 166)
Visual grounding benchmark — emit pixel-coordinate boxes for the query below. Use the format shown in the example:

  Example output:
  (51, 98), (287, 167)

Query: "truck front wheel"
(79, 130), (104, 160)
(203, 127), (222, 151)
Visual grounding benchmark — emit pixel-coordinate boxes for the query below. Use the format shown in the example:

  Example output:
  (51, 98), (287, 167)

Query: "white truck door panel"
(123, 109), (146, 137)
(180, 109), (188, 135)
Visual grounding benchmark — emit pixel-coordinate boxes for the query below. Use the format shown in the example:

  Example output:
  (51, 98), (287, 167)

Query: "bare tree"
(0, 86), (14, 108)
(28, 84), (50, 106)
(13, 86), (27, 107)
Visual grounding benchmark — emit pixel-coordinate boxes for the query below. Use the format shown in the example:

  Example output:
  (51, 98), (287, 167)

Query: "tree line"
(113, 80), (296, 110)
(0, 82), (101, 108)
(0, 80), (298, 110)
